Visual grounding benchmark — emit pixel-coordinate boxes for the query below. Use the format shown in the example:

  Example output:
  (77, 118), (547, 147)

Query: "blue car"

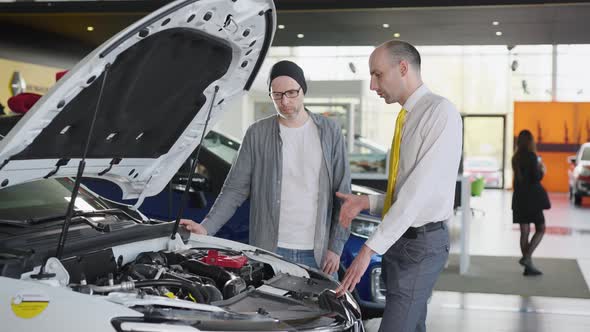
(83, 129), (386, 318)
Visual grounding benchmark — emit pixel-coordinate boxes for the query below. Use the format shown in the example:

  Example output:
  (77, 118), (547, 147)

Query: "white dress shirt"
(366, 84), (462, 255)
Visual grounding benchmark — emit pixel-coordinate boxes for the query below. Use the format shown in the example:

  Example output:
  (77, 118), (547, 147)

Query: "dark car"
(568, 142), (590, 206)
(83, 130), (252, 244)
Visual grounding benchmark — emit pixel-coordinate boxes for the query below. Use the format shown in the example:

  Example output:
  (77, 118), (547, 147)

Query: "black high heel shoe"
(523, 264), (543, 276)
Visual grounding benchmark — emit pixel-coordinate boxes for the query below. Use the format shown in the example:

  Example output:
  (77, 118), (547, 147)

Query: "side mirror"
(567, 155), (577, 165)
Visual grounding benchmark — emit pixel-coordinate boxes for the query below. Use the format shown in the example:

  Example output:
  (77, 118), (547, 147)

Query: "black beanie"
(268, 60), (307, 94)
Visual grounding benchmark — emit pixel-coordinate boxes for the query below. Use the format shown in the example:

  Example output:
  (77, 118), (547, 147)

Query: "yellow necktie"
(382, 108), (407, 216)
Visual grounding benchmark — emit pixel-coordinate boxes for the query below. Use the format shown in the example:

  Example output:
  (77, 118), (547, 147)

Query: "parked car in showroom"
(568, 142), (590, 206)
(463, 156), (502, 187)
(0, 1), (364, 331)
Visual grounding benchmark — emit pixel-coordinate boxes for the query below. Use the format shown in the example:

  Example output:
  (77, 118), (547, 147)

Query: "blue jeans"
(276, 247), (338, 280)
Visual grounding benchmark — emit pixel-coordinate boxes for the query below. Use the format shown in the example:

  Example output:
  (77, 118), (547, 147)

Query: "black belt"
(402, 221), (445, 239)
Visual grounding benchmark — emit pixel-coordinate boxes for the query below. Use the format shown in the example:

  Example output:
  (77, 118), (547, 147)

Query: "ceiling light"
(86, 26), (94, 32)
(393, 32), (401, 38)
(278, 24), (285, 29)
(496, 31), (503, 36)
(297, 33), (304, 39)
(492, 21), (499, 26)
(382, 23), (390, 28)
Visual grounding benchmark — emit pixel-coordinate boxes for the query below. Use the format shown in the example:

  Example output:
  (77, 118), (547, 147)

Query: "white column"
(348, 103), (355, 153)
(552, 44), (558, 102)
(460, 175), (471, 274)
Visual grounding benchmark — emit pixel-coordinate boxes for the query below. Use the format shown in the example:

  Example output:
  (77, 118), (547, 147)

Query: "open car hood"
(0, 0), (275, 202)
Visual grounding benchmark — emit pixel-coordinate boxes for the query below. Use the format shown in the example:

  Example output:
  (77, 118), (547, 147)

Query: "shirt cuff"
(365, 229), (398, 255)
(200, 217), (217, 236)
(365, 236), (387, 255)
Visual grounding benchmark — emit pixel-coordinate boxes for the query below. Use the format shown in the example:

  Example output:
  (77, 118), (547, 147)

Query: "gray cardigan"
(202, 110), (352, 265)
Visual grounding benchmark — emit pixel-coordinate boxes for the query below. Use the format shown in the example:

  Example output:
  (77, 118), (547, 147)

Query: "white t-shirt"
(277, 118), (323, 249)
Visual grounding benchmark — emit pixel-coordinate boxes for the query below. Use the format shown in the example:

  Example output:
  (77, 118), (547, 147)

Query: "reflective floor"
(364, 190), (590, 331)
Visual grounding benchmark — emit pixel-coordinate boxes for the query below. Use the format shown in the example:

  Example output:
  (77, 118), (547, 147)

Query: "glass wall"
(215, 44), (590, 188)
(509, 45), (553, 102)
(557, 45), (590, 102)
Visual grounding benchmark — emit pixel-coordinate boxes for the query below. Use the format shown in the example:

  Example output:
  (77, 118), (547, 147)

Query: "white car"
(463, 156), (502, 187)
(568, 142), (590, 206)
(0, 1), (363, 331)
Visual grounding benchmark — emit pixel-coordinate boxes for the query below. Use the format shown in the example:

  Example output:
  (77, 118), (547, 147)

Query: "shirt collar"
(402, 84), (429, 112)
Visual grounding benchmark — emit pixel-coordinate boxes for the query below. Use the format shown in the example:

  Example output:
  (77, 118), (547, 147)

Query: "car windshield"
(0, 178), (108, 223)
(349, 136), (387, 175)
(465, 158), (498, 169)
(582, 147), (590, 161)
(202, 131), (240, 164)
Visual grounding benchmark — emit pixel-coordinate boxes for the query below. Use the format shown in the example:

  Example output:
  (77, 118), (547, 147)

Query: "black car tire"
(574, 193), (582, 206)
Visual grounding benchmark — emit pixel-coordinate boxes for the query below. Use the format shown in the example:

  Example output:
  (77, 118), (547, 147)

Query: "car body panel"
(0, 277), (143, 331)
(568, 142), (590, 204)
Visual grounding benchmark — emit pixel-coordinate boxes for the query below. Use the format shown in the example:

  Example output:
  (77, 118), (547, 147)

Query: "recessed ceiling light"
(496, 31), (503, 36)
(297, 33), (304, 39)
(393, 32), (401, 38)
(86, 26), (94, 32)
(278, 24), (285, 29)
(492, 21), (499, 26)
(382, 23), (390, 28)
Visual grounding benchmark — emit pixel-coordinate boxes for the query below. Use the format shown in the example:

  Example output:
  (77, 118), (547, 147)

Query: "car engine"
(68, 248), (270, 304)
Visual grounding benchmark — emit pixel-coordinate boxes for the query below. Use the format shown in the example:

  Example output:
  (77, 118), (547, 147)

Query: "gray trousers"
(378, 224), (450, 332)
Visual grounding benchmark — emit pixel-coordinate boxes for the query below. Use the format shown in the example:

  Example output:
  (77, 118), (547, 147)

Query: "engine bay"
(0, 223), (361, 331)
(1, 235), (361, 331)
(67, 248), (271, 304)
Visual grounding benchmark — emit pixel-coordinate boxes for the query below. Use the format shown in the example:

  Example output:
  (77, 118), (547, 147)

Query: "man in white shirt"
(335, 41), (462, 332)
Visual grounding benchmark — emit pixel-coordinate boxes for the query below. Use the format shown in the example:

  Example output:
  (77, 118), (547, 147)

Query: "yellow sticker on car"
(10, 292), (49, 319)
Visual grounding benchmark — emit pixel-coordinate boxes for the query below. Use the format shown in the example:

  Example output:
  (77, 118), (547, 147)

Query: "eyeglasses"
(269, 87), (301, 100)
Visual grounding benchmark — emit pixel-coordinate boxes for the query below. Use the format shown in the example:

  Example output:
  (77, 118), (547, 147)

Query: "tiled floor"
(364, 190), (590, 332)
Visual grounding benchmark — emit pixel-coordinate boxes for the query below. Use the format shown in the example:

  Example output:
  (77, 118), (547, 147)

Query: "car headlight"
(351, 216), (380, 238)
(370, 267), (386, 303)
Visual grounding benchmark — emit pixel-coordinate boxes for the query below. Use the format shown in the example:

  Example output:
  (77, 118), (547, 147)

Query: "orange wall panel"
(537, 152), (571, 193)
(514, 102), (590, 193)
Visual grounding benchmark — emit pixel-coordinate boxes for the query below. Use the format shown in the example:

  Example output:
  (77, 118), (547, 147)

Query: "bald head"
(378, 40), (421, 73)
(369, 40), (423, 105)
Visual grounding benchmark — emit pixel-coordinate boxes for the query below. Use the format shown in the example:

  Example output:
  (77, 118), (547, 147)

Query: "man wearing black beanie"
(181, 60), (352, 277)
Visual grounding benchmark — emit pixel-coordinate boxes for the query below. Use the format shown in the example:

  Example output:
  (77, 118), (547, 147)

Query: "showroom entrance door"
(462, 114), (507, 189)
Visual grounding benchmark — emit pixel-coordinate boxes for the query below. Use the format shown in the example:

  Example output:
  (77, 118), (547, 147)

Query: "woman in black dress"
(512, 130), (550, 276)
